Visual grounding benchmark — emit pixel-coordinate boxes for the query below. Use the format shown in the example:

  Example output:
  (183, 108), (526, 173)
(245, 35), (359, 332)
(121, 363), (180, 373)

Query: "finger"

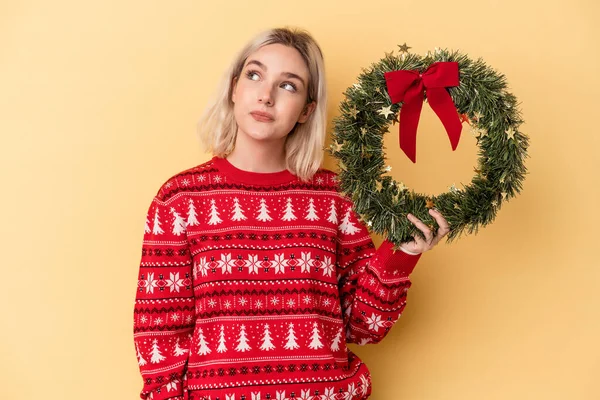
(429, 208), (450, 230)
(407, 213), (434, 243)
(428, 209), (450, 237)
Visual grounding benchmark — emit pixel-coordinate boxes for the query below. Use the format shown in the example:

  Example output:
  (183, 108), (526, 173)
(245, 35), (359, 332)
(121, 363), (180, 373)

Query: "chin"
(246, 131), (287, 143)
(239, 122), (290, 143)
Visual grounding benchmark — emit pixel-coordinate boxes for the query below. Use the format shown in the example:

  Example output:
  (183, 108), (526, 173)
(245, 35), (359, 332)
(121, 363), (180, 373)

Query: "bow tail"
(427, 87), (462, 151)
(399, 84), (425, 163)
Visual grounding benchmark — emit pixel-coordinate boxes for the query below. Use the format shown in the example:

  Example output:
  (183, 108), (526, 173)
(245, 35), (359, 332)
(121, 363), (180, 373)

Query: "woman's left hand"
(398, 208), (450, 255)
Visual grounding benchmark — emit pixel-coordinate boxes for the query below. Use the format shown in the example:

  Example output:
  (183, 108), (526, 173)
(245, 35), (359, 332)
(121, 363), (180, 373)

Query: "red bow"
(384, 62), (462, 163)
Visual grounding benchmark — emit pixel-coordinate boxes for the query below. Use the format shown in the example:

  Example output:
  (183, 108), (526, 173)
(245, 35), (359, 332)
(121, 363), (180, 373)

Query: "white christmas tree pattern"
(307, 322), (324, 350)
(235, 324), (252, 352)
(283, 323), (300, 350)
(197, 327), (211, 355)
(256, 198), (273, 222)
(173, 337), (188, 356)
(281, 197), (297, 221)
(338, 208), (361, 235)
(327, 199), (338, 224)
(150, 338), (166, 363)
(173, 338), (187, 356)
(231, 197), (247, 221)
(187, 198), (199, 226)
(208, 199), (223, 225)
(217, 325), (228, 353)
(144, 214), (151, 234)
(330, 327), (343, 351)
(152, 208), (164, 235)
(136, 341), (147, 366)
(170, 207), (187, 235)
(305, 198), (319, 221)
(260, 323), (276, 351)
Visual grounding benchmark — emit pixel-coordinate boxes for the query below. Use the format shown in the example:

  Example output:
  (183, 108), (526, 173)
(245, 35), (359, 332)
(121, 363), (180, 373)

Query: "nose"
(258, 85), (274, 106)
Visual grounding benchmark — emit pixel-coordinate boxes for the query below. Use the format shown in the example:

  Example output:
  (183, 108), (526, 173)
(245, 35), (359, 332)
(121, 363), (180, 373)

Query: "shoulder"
(154, 158), (217, 202)
(311, 167), (353, 203)
(310, 167), (340, 188)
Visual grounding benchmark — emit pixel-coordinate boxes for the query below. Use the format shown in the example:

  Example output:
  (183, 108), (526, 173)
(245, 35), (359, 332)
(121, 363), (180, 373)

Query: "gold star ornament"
(398, 43), (411, 53)
(396, 181), (407, 191)
(505, 127), (516, 140)
(378, 106), (393, 119)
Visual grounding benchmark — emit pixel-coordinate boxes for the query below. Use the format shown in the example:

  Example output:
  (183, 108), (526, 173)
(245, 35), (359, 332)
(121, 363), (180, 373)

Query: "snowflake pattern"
(165, 272), (185, 293)
(365, 313), (385, 332)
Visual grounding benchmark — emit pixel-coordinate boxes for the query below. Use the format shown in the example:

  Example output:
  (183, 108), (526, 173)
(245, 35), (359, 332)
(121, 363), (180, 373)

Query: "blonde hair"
(196, 27), (327, 182)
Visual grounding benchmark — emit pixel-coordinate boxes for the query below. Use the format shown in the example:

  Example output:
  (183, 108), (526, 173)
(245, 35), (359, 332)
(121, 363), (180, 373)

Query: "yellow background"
(1, 1), (599, 399)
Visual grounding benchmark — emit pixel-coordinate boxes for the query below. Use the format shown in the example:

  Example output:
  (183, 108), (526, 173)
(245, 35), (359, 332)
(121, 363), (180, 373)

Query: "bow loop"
(383, 61), (462, 163)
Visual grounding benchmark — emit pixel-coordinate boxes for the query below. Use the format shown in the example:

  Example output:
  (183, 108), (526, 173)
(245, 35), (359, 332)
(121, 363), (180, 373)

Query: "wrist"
(377, 239), (423, 278)
(397, 245), (421, 256)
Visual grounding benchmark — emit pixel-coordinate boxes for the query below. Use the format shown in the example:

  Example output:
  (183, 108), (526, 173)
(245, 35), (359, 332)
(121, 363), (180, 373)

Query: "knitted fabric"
(133, 156), (422, 400)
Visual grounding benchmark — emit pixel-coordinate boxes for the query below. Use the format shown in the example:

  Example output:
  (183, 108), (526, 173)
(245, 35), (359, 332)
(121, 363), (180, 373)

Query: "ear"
(231, 76), (239, 103)
(297, 101), (317, 123)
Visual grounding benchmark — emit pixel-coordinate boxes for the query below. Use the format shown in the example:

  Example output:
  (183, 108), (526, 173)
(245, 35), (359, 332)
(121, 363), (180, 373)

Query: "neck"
(226, 133), (287, 173)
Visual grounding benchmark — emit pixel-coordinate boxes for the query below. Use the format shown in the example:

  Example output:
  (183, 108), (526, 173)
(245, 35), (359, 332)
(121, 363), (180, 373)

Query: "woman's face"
(231, 43), (316, 145)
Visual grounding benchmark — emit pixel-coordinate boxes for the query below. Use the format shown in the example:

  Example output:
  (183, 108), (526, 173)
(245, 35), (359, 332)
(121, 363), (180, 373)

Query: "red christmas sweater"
(133, 156), (422, 400)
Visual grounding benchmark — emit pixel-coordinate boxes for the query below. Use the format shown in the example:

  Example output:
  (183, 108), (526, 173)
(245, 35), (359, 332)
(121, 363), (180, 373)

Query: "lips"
(250, 111), (274, 122)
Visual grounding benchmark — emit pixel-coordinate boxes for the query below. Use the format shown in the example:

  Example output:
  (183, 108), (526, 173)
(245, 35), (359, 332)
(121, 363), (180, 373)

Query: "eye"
(281, 82), (298, 92)
(245, 70), (260, 81)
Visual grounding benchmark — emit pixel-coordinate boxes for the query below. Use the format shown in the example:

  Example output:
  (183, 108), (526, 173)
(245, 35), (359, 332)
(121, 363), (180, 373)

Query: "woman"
(133, 26), (449, 400)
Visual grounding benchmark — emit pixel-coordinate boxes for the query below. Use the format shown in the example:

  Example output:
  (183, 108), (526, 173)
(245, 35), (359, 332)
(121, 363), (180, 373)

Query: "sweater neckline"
(212, 156), (297, 186)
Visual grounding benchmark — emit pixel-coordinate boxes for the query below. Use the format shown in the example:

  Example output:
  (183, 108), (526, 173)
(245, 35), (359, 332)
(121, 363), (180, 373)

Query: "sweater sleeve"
(133, 189), (196, 400)
(336, 201), (422, 346)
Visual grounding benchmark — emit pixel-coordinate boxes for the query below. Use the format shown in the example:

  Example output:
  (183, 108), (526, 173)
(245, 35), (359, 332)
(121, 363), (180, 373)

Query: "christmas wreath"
(328, 44), (528, 245)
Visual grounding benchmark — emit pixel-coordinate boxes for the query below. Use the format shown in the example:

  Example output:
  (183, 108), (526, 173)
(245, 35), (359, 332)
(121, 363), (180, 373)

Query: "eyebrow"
(245, 59), (307, 88)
